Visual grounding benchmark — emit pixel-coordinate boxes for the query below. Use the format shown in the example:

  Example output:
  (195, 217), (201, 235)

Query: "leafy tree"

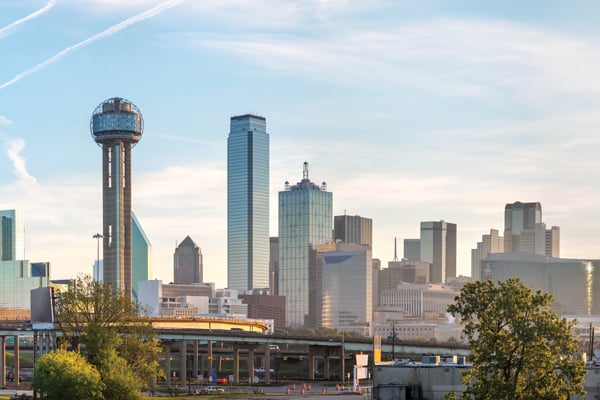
(54, 274), (163, 391)
(32, 349), (104, 400)
(447, 278), (585, 400)
(97, 348), (143, 400)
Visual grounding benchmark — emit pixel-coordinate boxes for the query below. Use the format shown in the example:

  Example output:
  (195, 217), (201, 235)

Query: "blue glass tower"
(227, 114), (270, 291)
(278, 162), (332, 326)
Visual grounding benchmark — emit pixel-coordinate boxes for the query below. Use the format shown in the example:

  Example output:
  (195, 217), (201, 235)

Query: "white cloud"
(189, 18), (600, 104)
(0, 115), (11, 125)
(0, 0), (55, 39)
(5, 138), (36, 183)
(0, 0), (183, 90)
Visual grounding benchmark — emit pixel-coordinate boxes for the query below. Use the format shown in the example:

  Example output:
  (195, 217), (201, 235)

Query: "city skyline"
(2, 1), (600, 289)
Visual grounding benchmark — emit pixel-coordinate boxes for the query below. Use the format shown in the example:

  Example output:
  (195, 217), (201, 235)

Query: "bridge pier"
(264, 345), (271, 384)
(179, 340), (187, 386)
(247, 349), (254, 384)
(208, 340), (213, 382)
(0, 336), (5, 388)
(193, 339), (199, 380)
(164, 344), (171, 387)
(233, 345), (240, 383)
(13, 335), (19, 386)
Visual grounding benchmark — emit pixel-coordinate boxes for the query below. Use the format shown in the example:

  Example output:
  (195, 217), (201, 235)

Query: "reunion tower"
(90, 97), (143, 299)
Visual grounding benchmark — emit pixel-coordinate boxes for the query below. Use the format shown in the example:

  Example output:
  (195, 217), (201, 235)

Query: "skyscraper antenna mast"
(303, 161), (309, 180)
(393, 237), (399, 262)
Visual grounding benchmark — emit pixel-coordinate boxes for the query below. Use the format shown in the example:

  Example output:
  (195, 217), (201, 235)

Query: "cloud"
(189, 18), (600, 103)
(0, 0), (183, 90)
(0, 115), (12, 126)
(5, 138), (37, 183)
(0, 0), (55, 39)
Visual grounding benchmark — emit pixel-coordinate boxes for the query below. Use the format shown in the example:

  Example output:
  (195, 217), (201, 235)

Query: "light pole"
(93, 233), (103, 281)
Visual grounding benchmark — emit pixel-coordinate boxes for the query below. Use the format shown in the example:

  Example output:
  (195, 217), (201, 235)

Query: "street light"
(93, 233), (103, 281)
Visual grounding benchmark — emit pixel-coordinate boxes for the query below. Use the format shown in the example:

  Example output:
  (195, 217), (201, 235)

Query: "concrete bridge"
(0, 319), (468, 388)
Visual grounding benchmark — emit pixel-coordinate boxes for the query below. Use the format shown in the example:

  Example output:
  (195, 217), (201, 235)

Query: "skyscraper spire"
(393, 237), (399, 262)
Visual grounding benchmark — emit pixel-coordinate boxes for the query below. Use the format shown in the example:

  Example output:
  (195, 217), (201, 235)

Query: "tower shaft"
(102, 141), (132, 298)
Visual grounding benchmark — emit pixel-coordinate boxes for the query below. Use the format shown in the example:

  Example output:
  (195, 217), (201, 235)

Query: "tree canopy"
(32, 349), (104, 400)
(53, 274), (163, 396)
(447, 278), (586, 400)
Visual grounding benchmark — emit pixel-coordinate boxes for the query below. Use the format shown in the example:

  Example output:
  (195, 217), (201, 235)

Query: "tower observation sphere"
(90, 97), (143, 299)
(90, 97), (143, 145)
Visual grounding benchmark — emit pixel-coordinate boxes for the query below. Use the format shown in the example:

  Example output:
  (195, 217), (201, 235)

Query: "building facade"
(321, 248), (373, 331)
(269, 237), (279, 295)
(278, 162), (332, 326)
(333, 214), (373, 249)
(487, 252), (600, 316)
(91, 97), (144, 298)
(174, 236), (203, 284)
(132, 213), (152, 299)
(0, 210), (24, 261)
(403, 239), (421, 262)
(470, 228), (503, 281)
(239, 293), (286, 328)
(420, 221), (456, 283)
(227, 114), (270, 291)
(0, 210), (49, 319)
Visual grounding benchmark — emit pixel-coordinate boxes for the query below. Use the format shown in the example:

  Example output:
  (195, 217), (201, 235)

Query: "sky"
(2, 0), (600, 289)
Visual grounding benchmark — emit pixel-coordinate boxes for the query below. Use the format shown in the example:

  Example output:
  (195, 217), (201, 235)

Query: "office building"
(174, 236), (203, 284)
(487, 253), (600, 316)
(321, 247), (373, 331)
(0, 210), (24, 261)
(546, 226), (560, 258)
(503, 201), (544, 254)
(0, 210), (49, 319)
(333, 214), (373, 249)
(279, 162), (332, 326)
(503, 201), (560, 257)
(269, 237), (279, 295)
(132, 213), (152, 299)
(403, 239), (420, 262)
(227, 114), (270, 291)
(420, 221), (456, 283)
(138, 280), (215, 317)
(471, 228), (504, 281)
(91, 97), (144, 298)
(239, 292), (286, 328)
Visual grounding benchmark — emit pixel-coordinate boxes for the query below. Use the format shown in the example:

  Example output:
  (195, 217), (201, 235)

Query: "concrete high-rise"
(420, 220), (456, 283)
(91, 97), (143, 298)
(227, 114), (269, 291)
(321, 247), (372, 331)
(471, 228), (504, 281)
(279, 162), (332, 326)
(174, 235), (203, 284)
(403, 239), (421, 261)
(333, 214), (373, 249)
(503, 201), (544, 254)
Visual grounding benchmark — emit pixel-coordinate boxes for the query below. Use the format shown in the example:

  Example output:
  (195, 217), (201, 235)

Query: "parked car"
(200, 386), (225, 394)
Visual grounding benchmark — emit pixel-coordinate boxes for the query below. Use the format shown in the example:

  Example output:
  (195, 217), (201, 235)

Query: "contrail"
(0, 0), (183, 90)
(0, 0), (56, 38)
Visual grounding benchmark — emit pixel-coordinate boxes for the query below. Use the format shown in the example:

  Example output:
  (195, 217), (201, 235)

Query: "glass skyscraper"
(227, 114), (270, 291)
(0, 210), (25, 261)
(279, 162), (332, 326)
(0, 209), (49, 319)
(132, 212), (152, 300)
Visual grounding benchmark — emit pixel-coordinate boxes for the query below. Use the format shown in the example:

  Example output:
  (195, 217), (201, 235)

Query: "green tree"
(32, 349), (104, 400)
(447, 278), (585, 400)
(54, 274), (163, 392)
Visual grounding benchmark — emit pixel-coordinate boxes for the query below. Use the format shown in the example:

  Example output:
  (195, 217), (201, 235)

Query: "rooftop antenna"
(303, 161), (309, 180)
(393, 237), (399, 262)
